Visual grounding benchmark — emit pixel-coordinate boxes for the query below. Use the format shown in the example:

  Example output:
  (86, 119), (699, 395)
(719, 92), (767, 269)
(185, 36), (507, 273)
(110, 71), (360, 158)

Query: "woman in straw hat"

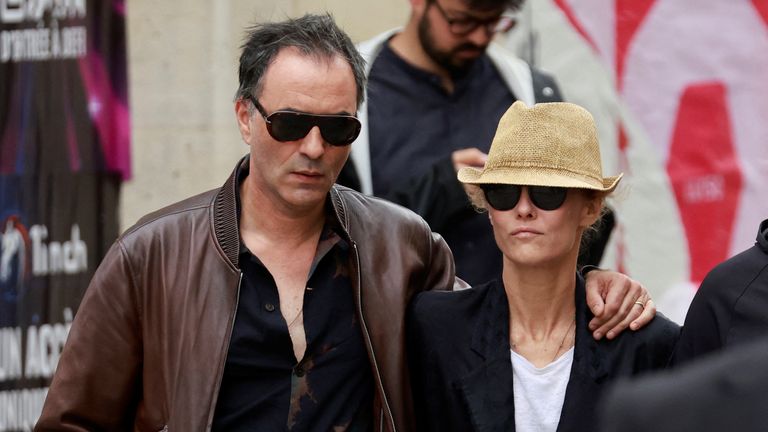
(407, 102), (679, 432)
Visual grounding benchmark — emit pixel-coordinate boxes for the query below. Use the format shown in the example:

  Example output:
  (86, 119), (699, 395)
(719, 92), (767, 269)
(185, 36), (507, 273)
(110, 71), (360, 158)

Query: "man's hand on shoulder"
(584, 269), (656, 340)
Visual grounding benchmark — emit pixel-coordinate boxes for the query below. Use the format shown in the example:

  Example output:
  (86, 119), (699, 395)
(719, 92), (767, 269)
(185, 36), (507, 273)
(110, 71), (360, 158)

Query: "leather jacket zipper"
(352, 242), (396, 432)
(206, 271), (244, 429)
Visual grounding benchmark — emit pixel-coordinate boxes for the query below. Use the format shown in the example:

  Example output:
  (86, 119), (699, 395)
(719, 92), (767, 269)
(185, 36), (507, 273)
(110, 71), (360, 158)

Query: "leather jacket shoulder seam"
(121, 204), (210, 239)
(115, 238), (143, 321)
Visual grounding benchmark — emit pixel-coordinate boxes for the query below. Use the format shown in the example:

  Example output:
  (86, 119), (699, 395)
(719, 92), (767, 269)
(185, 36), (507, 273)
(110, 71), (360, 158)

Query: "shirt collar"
(380, 39), (490, 96)
(235, 168), (349, 258)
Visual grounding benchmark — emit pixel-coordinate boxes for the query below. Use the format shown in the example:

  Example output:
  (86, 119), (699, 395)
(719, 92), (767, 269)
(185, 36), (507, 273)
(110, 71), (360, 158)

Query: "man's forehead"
(259, 47), (357, 109)
(268, 47), (350, 73)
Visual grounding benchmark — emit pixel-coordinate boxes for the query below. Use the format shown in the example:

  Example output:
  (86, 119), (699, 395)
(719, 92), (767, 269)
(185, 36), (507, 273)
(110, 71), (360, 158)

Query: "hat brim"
(458, 166), (623, 192)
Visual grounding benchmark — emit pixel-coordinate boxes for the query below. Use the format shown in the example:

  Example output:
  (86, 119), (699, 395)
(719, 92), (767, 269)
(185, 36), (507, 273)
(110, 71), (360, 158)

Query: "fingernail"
(607, 331), (615, 339)
(588, 323), (596, 331)
(630, 322), (638, 330)
(594, 331), (602, 339)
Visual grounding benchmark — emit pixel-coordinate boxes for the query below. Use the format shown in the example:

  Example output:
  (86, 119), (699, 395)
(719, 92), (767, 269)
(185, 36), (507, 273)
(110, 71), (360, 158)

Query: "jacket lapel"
(454, 275), (609, 432)
(455, 281), (517, 432)
(556, 275), (609, 432)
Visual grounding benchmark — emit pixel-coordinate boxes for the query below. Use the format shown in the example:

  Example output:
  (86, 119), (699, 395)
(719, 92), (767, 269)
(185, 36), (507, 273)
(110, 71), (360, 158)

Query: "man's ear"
(235, 99), (253, 144)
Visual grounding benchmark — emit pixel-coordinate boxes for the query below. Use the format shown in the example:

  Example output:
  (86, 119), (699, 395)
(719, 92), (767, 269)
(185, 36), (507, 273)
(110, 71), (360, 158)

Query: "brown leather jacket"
(36, 157), (457, 432)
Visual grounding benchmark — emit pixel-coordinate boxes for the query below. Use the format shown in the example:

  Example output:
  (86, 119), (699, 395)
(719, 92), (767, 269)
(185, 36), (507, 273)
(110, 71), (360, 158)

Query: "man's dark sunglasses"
(248, 96), (361, 146)
(482, 184), (568, 211)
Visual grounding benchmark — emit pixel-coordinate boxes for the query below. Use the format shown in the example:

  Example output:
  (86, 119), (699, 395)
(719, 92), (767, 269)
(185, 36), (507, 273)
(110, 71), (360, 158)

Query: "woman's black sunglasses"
(249, 96), (361, 147)
(482, 184), (568, 211)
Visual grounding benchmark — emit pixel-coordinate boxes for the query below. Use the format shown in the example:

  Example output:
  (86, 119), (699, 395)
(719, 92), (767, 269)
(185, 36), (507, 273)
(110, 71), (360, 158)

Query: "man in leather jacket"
(37, 14), (655, 432)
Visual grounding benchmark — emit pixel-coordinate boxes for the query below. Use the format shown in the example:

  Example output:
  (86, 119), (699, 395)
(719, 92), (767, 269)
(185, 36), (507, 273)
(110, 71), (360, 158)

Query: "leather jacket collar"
(212, 155), (354, 271)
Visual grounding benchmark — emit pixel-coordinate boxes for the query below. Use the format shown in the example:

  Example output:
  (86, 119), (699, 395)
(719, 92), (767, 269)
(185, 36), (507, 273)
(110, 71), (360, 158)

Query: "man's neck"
(238, 177), (326, 251)
(388, 24), (455, 93)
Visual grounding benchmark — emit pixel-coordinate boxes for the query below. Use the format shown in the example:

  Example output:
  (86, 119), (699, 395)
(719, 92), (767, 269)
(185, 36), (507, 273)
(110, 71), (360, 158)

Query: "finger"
(595, 276), (631, 323)
(585, 281), (607, 326)
(592, 281), (643, 339)
(630, 298), (656, 330)
(604, 298), (646, 339)
(466, 149), (488, 166)
(452, 148), (487, 170)
(453, 148), (485, 161)
(584, 270), (623, 330)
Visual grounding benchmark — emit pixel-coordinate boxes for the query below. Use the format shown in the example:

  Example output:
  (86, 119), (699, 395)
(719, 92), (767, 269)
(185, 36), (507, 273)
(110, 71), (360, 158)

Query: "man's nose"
(465, 24), (493, 47)
(299, 126), (326, 159)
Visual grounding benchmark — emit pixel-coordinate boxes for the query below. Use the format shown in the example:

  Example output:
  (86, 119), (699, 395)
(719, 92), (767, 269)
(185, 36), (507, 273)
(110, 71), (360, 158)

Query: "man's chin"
(455, 48), (483, 59)
(291, 180), (332, 198)
(446, 59), (475, 77)
(281, 190), (327, 212)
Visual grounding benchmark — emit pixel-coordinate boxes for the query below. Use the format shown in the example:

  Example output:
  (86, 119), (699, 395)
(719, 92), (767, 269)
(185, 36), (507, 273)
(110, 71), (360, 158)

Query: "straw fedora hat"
(458, 101), (622, 191)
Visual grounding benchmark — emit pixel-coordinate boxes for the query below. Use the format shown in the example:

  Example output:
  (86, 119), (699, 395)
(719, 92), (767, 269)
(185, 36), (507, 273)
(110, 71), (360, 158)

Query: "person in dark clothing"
(671, 217), (768, 365)
(408, 102), (678, 432)
(597, 218), (768, 432)
(600, 336), (768, 432)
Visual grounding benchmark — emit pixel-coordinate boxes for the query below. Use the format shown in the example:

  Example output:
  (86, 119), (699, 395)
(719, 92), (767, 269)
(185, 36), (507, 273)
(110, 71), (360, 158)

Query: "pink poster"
(1, 1), (129, 426)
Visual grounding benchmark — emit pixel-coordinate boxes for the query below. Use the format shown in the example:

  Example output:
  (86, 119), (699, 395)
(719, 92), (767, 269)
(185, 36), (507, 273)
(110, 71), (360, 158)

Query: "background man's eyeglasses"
(431, 0), (516, 36)
(249, 96), (361, 147)
(482, 184), (569, 211)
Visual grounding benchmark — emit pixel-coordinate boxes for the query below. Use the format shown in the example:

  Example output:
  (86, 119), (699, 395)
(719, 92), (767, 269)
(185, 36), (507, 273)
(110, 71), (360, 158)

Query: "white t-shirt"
(510, 347), (574, 432)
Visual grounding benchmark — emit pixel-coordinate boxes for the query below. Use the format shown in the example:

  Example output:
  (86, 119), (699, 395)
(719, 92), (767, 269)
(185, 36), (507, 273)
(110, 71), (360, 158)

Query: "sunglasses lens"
(483, 185), (521, 211)
(267, 112), (313, 142)
(266, 112), (361, 146)
(483, 185), (568, 211)
(529, 186), (568, 211)
(318, 116), (362, 146)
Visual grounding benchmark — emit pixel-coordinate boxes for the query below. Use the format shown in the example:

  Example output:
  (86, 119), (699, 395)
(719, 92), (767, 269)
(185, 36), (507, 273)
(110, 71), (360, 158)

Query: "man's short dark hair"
(464, 0), (525, 11)
(236, 13), (366, 109)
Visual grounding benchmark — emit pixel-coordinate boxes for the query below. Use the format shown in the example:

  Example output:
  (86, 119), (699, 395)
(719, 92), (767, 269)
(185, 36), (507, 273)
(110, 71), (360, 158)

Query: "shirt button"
(294, 366), (306, 377)
(264, 303), (275, 312)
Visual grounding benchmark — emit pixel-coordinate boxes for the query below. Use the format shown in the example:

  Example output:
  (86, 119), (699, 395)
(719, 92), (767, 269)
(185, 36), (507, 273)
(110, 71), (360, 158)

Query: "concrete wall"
(121, 1), (408, 229)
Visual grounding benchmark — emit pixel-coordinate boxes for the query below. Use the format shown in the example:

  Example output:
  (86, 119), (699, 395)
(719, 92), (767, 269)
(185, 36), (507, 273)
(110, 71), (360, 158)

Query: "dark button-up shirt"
(368, 43), (515, 195)
(212, 186), (373, 431)
(367, 41), (515, 284)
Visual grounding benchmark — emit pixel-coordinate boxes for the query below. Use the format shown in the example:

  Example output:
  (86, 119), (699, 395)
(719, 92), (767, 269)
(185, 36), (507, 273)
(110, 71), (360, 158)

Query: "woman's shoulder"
(408, 280), (505, 361)
(409, 280), (501, 328)
(412, 280), (497, 311)
(599, 312), (680, 372)
(603, 312), (680, 350)
(636, 312), (681, 343)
